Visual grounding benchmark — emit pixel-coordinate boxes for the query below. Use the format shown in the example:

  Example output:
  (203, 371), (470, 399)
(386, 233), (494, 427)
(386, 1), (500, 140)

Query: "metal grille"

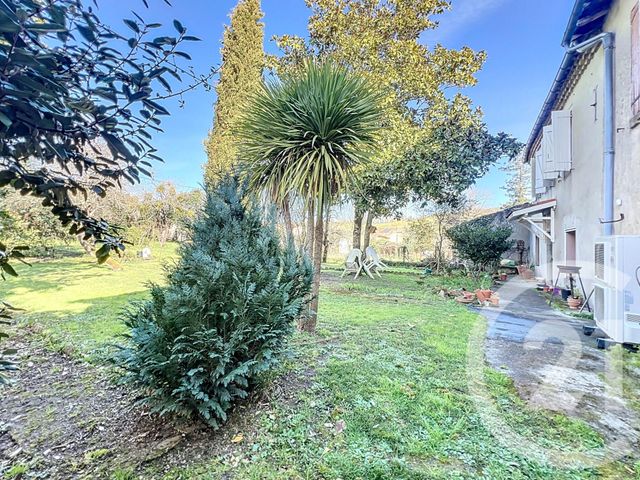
(626, 313), (640, 325)
(595, 243), (605, 280)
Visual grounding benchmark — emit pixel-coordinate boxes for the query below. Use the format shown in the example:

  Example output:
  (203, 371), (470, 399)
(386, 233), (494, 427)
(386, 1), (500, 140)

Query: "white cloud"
(424, 0), (509, 42)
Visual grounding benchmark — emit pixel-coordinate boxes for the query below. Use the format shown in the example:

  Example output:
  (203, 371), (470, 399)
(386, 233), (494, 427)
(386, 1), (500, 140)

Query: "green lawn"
(4, 245), (638, 479)
(4, 243), (177, 357)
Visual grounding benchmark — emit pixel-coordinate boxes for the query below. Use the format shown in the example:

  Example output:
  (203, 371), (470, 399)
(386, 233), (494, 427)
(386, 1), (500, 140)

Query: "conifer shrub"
(116, 179), (312, 427)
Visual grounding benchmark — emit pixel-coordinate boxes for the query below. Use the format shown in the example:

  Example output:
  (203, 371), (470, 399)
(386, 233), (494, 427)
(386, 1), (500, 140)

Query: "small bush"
(447, 222), (513, 272)
(116, 179), (312, 427)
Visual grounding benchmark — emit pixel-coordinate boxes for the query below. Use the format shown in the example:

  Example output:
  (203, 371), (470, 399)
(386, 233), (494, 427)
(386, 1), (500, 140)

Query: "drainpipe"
(566, 32), (616, 236)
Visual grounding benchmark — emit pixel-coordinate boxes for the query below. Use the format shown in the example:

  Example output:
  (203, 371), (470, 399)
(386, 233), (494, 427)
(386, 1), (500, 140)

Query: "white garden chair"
(364, 246), (387, 277)
(341, 249), (374, 279)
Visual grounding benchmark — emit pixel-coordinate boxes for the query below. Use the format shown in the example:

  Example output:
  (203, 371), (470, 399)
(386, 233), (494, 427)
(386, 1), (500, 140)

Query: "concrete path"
(478, 277), (640, 453)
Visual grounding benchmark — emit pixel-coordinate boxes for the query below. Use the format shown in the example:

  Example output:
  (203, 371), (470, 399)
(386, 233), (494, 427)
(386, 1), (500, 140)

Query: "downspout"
(566, 32), (616, 236)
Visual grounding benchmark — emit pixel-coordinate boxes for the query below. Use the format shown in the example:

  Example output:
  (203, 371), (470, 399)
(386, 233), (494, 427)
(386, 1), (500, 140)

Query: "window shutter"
(535, 149), (546, 194)
(552, 110), (572, 172)
(632, 4), (640, 116)
(542, 125), (556, 180)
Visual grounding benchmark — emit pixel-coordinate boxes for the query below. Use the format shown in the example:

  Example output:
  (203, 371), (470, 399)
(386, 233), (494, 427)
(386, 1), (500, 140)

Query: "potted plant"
(475, 275), (493, 303)
(498, 270), (508, 282)
(567, 290), (582, 310)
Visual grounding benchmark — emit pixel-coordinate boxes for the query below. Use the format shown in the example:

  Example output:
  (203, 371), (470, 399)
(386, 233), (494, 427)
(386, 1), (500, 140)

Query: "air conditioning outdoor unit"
(593, 236), (640, 344)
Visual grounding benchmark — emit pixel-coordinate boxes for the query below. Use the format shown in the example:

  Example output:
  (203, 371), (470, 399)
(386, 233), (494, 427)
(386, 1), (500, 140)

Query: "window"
(632, 3), (640, 116)
(566, 230), (577, 265)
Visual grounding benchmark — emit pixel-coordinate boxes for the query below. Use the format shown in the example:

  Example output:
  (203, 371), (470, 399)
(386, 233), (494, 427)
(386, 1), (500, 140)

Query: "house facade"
(510, 0), (640, 294)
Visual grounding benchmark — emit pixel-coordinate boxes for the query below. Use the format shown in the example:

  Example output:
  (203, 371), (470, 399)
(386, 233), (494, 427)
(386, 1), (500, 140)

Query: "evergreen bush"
(116, 179), (312, 427)
(447, 222), (513, 273)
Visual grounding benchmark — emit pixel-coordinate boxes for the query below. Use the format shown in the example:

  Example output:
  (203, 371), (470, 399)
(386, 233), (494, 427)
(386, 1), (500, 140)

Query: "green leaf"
(96, 243), (111, 260)
(123, 19), (140, 33)
(1, 263), (18, 278)
(173, 20), (185, 34)
(25, 22), (67, 32)
(0, 111), (12, 128)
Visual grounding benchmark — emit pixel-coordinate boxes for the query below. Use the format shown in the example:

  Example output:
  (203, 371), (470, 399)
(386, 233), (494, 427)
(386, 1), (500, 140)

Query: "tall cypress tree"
(205, 0), (264, 185)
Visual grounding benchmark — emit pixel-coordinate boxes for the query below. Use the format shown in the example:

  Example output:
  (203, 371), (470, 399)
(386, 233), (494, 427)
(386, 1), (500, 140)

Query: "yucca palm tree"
(237, 61), (382, 332)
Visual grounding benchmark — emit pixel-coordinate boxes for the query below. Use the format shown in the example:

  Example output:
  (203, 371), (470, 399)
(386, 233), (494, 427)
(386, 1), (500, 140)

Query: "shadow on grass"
(16, 290), (151, 358)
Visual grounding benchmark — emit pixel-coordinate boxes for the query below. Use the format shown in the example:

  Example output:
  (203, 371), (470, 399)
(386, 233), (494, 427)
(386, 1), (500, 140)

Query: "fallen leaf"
(335, 420), (346, 434)
(231, 433), (244, 443)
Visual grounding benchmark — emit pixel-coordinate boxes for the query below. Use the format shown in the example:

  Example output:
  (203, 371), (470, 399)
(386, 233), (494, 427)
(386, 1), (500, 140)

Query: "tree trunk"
(362, 211), (374, 251)
(322, 204), (331, 263)
(435, 215), (445, 273)
(306, 201), (315, 257)
(302, 205), (324, 333)
(282, 197), (294, 245)
(352, 205), (364, 250)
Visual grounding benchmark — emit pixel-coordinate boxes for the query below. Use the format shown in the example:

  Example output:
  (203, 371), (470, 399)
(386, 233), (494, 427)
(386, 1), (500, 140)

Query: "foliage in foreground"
(116, 179), (312, 426)
(0, 301), (20, 385)
(447, 221), (513, 272)
(0, 0), (209, 261)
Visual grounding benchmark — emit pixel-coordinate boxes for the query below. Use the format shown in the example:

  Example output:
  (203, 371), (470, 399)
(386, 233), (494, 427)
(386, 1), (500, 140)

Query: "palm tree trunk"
(283, 196), (294, 245)
(362, 211), (374, 250)
(352, 205), (364, 250)
(303, 205), (324, 333)
(306, 201), (315, 256)
(322, 203), (331, 263)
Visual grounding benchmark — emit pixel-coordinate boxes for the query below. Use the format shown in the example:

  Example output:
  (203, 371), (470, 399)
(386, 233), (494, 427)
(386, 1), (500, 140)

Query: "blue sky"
(97, 0), (575, 207)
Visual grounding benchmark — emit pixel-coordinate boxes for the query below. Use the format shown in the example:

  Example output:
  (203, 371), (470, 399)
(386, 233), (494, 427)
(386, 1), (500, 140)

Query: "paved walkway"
(478, 277), (640, 453)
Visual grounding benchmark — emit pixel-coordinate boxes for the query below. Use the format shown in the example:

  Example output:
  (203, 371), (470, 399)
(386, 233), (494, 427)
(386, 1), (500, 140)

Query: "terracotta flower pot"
(567, 297), (582, 310)
(522, 270), (534, 280)
(475, 289), (493, 303)
(499, 273), (508, 281)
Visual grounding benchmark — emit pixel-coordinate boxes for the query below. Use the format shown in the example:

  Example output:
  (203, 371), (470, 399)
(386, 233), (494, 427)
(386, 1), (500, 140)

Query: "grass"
(4, 463), (29, 479)
(3, 243), (178, 357)
(4, 244), (639, 479)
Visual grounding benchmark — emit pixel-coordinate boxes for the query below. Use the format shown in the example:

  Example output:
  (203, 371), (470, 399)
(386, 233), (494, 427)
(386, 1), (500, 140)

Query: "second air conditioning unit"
(593, 236), (640, 344)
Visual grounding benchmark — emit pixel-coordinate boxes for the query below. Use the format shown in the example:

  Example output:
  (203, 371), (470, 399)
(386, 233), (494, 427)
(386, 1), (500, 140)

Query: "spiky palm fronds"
(237, 61), (382, 211)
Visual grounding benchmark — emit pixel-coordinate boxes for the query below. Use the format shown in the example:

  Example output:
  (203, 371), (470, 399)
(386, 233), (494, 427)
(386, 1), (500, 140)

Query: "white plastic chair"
(364, 246), (387, 277)
(341, 249), (374, 279)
